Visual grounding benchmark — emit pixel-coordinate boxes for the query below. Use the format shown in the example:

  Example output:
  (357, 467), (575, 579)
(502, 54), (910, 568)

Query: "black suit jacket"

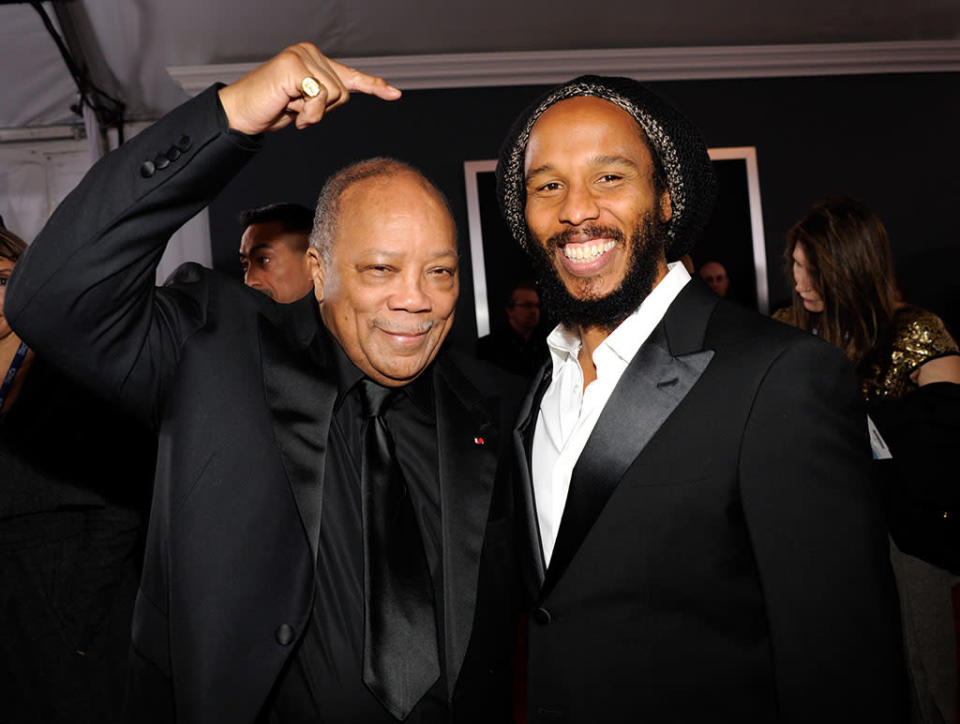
(515, 282), (906, 723)
(7, 87), (523, 724)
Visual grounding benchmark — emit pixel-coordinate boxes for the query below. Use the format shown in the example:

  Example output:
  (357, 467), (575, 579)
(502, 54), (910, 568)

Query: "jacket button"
(166, 145), (182, 161)
(532, 607), (552, 625)
(176, 135), (192, 152)
(154, 153), (170, 170)
(275, 624), (295, 645)
(140, 160), (156, 178)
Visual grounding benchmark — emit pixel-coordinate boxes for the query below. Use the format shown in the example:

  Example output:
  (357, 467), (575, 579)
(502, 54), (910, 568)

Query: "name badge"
(867, 415), (892, 460)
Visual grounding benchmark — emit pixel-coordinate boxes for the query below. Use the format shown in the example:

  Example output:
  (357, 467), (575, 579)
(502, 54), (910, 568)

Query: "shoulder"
(892, 306), (959, 358)
(711, 298), (827, 354)
(163, 261), (277, 313)
(771, 305), (798, 326)
(438, 348), (528, 412)
(704, 300), (855, 394)
(158, 261), (289, 339)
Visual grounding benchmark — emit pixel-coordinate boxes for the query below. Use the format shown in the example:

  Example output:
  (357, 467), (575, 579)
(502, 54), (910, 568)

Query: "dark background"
(209, 71), (960, 351)
(696, 158), (757, 310)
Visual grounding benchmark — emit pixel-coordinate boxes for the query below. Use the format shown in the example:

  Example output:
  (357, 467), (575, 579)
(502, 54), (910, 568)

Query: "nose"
(559, 181), (600, 226)
(244, 268), (261, 289)
(388, 272), (431, 313)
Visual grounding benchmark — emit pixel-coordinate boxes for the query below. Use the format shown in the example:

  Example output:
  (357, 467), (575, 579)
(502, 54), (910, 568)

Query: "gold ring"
(300, 76), (321, 98)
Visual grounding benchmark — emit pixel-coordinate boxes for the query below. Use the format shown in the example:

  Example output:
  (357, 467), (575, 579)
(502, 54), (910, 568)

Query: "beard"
(528, 212), (668, 332)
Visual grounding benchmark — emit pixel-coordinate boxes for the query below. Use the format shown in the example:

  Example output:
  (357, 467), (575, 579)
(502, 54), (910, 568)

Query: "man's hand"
(218, 42), (402, 135)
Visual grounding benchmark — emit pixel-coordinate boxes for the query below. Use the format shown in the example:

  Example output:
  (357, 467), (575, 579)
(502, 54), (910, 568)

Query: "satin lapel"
(541, 289), (717, 599)
(513, 361), (552, 592)
(258, 310), (337, 561)
(434, 357), (500, 698)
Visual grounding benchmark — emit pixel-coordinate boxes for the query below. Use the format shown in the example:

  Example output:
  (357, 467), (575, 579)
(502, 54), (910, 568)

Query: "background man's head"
(239, 202), (314, 303)
(505, 281), (540, 340)
(699, 260), (729, 296)
(497, 76), (716, 330)
(308, 158), (459, 387)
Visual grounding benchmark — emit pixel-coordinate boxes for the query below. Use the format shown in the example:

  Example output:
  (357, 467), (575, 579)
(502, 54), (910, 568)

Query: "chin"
(373, 358), (430, 385)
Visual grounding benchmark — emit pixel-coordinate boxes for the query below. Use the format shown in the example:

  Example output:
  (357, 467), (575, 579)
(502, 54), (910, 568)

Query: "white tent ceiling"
(3, 0), (960, 131)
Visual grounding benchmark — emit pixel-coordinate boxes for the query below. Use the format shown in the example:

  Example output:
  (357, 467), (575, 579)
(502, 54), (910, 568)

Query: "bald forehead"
(331, 171), (457, 252)
(343, 170), (448, 209)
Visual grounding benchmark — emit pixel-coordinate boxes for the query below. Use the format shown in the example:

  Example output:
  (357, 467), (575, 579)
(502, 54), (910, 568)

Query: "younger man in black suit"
(497, 76), (906, 723)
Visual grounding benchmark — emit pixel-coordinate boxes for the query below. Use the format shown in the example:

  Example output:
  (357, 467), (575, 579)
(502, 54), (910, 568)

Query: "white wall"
(0, 131), (212, 283)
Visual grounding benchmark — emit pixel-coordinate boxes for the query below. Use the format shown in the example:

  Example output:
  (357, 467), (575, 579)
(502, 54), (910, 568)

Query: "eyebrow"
(363, 249), (458, 261)
(238, 242), (273, 258)
(526, 154), (642, 180)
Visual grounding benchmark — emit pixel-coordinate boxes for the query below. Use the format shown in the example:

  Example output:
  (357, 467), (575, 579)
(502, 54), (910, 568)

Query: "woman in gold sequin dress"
(774, 197), (960, 724)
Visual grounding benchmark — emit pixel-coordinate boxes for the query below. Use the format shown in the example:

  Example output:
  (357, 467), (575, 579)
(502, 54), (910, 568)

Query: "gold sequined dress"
(772, 304), (959, 400)
(862, 306), (959, 402)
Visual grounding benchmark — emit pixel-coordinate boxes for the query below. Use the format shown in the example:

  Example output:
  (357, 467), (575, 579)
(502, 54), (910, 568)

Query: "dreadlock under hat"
(496, 75), (717, 261)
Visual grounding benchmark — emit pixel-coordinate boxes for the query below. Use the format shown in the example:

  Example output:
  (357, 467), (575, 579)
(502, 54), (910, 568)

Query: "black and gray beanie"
(495, 75), (717, 261)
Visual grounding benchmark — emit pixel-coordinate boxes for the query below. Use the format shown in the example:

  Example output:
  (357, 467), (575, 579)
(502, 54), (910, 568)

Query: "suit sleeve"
(738, 336), (906, 722)
(5, 86), (262, 426)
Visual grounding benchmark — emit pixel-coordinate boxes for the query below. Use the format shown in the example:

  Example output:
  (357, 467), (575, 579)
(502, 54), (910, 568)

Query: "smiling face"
(523, 96), (672, 329)
(791, 241), (825, 313)
(239, 221), (313, 303)
(309, 172), (459, 387)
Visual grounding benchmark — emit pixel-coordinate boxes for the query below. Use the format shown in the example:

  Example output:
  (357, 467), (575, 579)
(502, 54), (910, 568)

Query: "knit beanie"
(496, 75), (717, 261)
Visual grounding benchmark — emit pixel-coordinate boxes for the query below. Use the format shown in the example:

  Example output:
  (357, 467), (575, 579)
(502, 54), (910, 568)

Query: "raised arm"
(5, 44), (398, 424)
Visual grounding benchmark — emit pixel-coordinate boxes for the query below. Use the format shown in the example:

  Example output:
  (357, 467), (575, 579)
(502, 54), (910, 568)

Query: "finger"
(330, 60), (402, 101)
(291, 44), (350, 108)
(295, 86), (329, 128)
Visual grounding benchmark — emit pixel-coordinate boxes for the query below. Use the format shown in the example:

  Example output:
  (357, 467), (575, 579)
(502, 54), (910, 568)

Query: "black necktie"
(357, 379), (440, 720)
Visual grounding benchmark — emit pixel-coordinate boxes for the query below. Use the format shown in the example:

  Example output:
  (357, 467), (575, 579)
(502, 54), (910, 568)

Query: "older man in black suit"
(7, 44), (522, 723)
(496, 77), (906, 723)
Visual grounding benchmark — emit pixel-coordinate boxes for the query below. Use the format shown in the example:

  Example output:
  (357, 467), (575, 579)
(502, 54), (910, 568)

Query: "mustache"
(546, 224), (626, 249)
(375, 320), (435, 335)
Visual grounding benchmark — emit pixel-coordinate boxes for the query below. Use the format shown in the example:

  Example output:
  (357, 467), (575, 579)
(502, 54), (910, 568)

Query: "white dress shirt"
(532, 262), (692, 566)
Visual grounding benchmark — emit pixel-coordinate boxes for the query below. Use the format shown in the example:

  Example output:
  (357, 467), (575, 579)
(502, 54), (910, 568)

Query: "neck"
(0, 331), (24, 362)
(575, 325), (609, 389)
(0, 331), (33, 413)
(574, 257), (670, 389)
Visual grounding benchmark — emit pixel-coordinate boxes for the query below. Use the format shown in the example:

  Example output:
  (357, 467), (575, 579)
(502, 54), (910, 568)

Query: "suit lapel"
(540, 280), (719, 599)
(258, 298), (337, 560)
(513, 362), (552, 592)
(433, 356), (500, 697)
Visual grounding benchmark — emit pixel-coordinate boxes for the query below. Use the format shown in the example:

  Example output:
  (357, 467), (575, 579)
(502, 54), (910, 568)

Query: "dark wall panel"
(209, 71), (960, 347)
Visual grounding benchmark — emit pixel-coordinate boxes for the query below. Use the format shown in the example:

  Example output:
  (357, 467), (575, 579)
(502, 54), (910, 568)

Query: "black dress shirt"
(261, 341), (449, 723)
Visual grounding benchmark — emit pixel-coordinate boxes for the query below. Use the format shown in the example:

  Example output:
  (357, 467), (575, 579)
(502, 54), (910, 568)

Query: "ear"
(659, 190), (673, 223)
(305, 247), (326, 303)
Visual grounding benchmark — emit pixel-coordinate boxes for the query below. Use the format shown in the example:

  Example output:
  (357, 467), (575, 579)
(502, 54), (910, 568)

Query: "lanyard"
(0, 341), (29, 411)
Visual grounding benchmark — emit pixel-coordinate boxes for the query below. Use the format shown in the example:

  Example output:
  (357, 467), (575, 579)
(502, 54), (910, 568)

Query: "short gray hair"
(310, 158), (455, 264)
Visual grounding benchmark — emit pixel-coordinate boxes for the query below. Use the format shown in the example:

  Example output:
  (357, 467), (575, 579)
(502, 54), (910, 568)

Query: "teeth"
(563, 240), (615, 261)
